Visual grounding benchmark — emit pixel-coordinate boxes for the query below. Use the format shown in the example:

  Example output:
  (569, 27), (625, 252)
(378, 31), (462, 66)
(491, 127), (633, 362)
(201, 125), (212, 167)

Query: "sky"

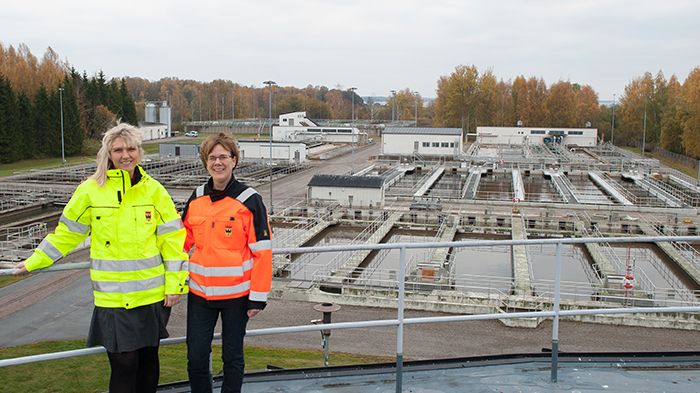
(2, 0), (699, 101)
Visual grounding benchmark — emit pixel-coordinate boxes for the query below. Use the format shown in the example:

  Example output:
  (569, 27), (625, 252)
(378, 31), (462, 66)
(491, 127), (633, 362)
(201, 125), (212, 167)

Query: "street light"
(58, 87), (65, 164)
(390, 90), (396, 122)
(611, 93), (616, 145)
(263, 80), (276, 214)
(642, 96), (647, 158)
(349, 87), (357, 175)
(413, 91), (419, 127)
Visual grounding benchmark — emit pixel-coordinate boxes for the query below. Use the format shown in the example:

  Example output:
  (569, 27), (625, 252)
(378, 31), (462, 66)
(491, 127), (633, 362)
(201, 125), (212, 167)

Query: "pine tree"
(60, 77), (83, 156)
(33, 85), (52, 157)
(0, 77), (20, 163)
(17, 92), (34, 159)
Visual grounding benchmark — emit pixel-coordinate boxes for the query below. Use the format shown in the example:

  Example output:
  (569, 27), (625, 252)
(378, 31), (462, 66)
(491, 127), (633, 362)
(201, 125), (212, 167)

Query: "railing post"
(396, 246), (406, 393)
(551, 242), (562, 382)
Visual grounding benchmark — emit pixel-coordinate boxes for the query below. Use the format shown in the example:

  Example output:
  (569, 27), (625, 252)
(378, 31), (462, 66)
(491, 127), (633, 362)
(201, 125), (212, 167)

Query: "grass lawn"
(0, 340), (393, 392)
(0, 275), (24, 289)
(0, 157), (94, 177)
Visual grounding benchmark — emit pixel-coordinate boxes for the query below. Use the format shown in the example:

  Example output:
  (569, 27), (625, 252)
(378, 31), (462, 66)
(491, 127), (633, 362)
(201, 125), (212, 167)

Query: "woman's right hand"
(13, 261), (28, 276)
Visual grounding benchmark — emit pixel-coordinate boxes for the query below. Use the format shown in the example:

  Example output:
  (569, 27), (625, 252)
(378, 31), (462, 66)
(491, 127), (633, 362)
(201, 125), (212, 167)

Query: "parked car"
(185, 130), (199, 137)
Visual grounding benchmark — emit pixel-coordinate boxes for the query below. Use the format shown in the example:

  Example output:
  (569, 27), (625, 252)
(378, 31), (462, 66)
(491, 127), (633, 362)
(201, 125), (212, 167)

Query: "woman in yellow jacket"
(182, 133), (272, 393)
(15, 124), (189, 393)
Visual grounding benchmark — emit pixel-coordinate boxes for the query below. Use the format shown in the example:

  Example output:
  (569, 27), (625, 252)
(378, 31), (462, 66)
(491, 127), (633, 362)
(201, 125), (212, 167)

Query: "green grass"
(0, 157), (94, 177)
(0, 275), (25, 289)
(0, 340), (393, 393)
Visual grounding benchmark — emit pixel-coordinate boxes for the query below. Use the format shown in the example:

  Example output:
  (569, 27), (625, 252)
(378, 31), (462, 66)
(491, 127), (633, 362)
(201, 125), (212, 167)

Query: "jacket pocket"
(91, 207), (118, 251)
(212, 216), (246, 250)
(134, 205), (158, 237)
(187, 215), (209, 248)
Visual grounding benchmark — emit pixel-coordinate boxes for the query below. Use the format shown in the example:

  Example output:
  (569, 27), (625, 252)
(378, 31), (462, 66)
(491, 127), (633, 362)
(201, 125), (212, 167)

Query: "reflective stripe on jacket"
(183, 177), (272, 302)
(24, 166), (189, 309)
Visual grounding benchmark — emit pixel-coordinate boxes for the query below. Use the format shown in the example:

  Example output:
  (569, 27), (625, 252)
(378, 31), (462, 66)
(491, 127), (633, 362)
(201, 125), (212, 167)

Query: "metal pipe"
(550, 242), (562, 382)
(396, 246), (406, 393)
(4, 305), (700, 368)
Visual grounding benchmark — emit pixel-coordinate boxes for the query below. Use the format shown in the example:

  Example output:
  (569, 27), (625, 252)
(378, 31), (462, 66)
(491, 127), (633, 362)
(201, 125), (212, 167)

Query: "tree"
(0, 77), (20, 163)
(659, 75), (683, 153)
(33, 85), (53, 156)
(434, 65), (480, 131)
(546, 81), (577, 127)
(681, 67), (700, 157)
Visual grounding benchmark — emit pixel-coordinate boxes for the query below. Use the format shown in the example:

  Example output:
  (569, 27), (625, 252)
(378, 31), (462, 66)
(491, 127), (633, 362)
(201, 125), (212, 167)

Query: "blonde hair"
(199, 132), (240, 169)
(90, 123), (145, 186)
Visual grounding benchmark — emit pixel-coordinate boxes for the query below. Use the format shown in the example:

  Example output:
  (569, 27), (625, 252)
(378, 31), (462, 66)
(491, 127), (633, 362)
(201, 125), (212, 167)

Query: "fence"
(654, 146), (698, 169)
(2, 236), (700, 392)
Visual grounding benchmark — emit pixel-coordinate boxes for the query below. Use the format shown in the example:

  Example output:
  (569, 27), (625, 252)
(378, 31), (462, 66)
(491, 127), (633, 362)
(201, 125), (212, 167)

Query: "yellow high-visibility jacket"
(25, 167), (189, 309)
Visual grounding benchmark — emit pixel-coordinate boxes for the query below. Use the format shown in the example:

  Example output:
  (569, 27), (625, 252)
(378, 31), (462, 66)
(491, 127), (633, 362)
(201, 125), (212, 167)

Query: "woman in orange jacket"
(182, 132), (272, 393)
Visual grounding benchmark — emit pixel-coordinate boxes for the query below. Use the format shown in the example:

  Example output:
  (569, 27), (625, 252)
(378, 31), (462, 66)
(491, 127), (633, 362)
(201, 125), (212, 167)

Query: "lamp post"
(611, 93), (616, 145)
(413, 91), (419, 127)
(390, 90), (396, 122)
(58, 87), (65, 164)
(349, 87), (357, 175)
(263, 80), (276, 214)
(641, 96), (647, 158)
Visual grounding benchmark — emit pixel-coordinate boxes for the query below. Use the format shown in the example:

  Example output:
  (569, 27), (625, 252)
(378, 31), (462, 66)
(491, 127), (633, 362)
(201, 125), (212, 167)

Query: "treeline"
(432, 65), (600, 132)
(3, 43), (699, 162)
(0, 43), (137, 163)
(125, 77), (373, 128)
(433, 64), (700, 159)
(613, 69), (700, 157)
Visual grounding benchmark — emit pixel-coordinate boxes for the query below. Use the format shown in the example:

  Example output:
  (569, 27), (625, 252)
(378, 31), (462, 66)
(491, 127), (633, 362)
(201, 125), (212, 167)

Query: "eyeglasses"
(207, 154), (232, 163)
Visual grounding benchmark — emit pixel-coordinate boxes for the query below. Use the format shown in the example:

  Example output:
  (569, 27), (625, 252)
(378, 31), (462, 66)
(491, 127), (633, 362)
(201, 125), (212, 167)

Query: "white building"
(476, 126), (598, 146)
(140, 122), (169, 141)
(273, 112), (361, 144)
(381, 128), (463, 157)
(308, 175), (384, 207)
(143, 101), (172, 136)
(238, 140), (307, 163)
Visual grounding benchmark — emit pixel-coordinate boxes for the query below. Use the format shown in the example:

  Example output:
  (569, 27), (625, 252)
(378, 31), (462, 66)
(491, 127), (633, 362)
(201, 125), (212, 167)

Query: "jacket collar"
(107, 165), (147, 190)
(207, 174), (238, 202)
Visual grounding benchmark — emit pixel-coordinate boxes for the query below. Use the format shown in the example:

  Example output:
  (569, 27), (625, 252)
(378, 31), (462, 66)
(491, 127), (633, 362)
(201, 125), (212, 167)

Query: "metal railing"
(2, 235), (700, 393)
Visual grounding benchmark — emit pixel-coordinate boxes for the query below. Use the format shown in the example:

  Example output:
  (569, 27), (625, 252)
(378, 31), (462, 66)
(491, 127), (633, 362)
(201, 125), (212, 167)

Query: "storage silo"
(145, 102), (158, 123)
(159, 101), (172, 136)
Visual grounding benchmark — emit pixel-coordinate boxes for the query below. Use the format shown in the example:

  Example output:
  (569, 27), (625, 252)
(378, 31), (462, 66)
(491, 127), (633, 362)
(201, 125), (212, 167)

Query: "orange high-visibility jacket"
(183, 177), (272, 304)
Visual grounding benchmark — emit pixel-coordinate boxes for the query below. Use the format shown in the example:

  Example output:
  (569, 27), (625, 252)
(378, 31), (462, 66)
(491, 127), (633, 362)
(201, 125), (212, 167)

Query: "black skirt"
(87, 302), (171, 353)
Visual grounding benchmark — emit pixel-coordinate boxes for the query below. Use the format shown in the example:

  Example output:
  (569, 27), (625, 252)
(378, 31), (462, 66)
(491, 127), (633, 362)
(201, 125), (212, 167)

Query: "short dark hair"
(199, 132), (240, 169)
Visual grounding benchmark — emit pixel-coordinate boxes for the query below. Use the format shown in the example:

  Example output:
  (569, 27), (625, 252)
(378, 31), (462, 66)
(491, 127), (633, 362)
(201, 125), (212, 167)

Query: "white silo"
(159, 101), (172, 136)
(145, 102), (158, 123)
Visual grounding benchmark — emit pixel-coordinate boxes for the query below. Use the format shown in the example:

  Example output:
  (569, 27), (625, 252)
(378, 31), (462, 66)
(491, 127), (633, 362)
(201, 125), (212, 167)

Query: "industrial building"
(140, 100), (172, 138)
(476, 126), (598, 146)
(307, 174), (385, 207)
(238, 140), (307, 163)
(273, 112), (362, 144)
(381, 127), (463, 157)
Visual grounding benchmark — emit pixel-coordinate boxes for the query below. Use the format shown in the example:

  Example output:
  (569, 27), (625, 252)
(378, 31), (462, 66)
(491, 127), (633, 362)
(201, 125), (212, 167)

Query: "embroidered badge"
(225, 226), (232, 237)
(145, 211), (152, 222)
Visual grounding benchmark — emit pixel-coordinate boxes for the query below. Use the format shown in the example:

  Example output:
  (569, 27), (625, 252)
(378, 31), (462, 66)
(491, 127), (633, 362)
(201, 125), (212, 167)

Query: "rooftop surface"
(159, 352), (700, 392)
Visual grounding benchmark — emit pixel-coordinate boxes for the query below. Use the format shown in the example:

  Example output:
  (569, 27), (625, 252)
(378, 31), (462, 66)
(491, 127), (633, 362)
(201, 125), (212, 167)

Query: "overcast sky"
(2, 0), (699, 100)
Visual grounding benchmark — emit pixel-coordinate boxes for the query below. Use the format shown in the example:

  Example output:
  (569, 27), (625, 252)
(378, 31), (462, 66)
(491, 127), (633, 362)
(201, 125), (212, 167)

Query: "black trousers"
(187, 293), (249, 393)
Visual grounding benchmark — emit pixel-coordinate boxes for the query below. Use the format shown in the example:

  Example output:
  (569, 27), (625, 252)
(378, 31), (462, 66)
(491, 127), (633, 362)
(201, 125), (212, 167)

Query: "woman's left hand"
(164, 295), (181, 307)
(247, 309), (261, 318)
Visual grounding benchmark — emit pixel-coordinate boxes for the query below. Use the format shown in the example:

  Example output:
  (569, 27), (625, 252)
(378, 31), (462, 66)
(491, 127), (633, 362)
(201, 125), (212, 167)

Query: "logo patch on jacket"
(225, 226), (232, 237)
(145, 211), (152, 222)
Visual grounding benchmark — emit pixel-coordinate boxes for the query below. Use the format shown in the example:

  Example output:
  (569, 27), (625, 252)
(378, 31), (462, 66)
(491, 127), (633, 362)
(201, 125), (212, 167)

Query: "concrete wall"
(382, 133), (462, 156)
